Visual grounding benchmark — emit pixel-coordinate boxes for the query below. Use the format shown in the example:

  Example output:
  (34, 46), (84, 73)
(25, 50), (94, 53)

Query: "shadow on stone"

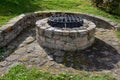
(45, 38), (120, 71)
(0, 27), (36, 61)
(0, 27), (119, 72)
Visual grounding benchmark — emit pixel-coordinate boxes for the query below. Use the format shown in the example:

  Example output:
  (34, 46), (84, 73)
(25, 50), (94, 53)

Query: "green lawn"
(0, 0), (120, 26)
(0, 64), (117, 80)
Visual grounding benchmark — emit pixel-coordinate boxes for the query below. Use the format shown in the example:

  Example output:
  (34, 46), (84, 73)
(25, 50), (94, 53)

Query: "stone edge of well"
(0, 11), (120, 48)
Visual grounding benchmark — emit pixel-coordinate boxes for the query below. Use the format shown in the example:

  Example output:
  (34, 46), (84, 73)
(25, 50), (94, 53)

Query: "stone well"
(36, 17), (96, 51)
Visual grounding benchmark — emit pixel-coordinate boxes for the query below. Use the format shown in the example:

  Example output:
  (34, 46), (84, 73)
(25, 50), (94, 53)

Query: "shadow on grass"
(0, 0), (40, 16)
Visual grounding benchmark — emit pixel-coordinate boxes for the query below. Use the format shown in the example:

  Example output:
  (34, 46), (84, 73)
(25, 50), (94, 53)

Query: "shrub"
(91, 0), (120, 15)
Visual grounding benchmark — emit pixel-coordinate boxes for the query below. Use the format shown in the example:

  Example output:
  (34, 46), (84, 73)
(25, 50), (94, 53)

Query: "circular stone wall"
(36, 18), (96, 51)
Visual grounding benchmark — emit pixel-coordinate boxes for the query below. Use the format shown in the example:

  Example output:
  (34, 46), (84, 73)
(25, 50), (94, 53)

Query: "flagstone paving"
(0, 27), (120, 79)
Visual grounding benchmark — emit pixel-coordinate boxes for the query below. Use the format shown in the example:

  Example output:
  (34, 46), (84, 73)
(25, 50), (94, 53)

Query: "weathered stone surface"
(24, 36), (35, 44)
(14, 47), (27, 55)
(60, 36), (72, 42)
(53, 35), (60, 40)
(36, 18), (96, 51)
(62, 30), (69, 36)
(6, 55), (20, 61)
(26, 45), (35, 53)
(69, 30), (78, 38)
(75, 36), (88, 48)
(64, 43), (76, 51)
(55, 57), (64, 63)
(47, 55), (54, 61)
(54, 51), (65, 57)
(44, 27), (54, 38)
(1, 24), (13, 32)
(55, 40), (64, 46)
(45, 38), (55, 44)
(0, 31), (3, 42)
(0, 61), (10, 67)
(18, 56), (29, 62)
(29, 58), (41, 64)
(54, 29), (63, 35)
(4, 31), (17, 42)
(37, 27), (44, 35)
(39, 36), (45, 42)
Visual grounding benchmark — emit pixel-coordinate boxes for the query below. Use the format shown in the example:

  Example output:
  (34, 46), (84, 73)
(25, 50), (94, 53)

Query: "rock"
(14, 47), (26, 55)
(40, 53), (47, 58)
(44, 28), (53, 38)
(54, 51), (65, 57)
(112, 42), (118, 46)
(7, 45), (15, 49)
(18, 43), (25, 47)
(55, 57), (64, 63)
(66, 56), (73, 62)
(100, 51), (110, 56)
(53, 35), (60, 40)
(64, 43), (76, 51)
(26, 45), (35, 53)
(18, 56), (29, 62)
(45, 61), (55, 67)
(0, 68), (5, 76)
(30, 58), (41, 64)
(6, 55), (20, 61)
(47, 55), (54, 61)
(116, 61), (120, 68)
(24, 36), (35, 44)
(112, 69), (120, 79)
(39, 60), (47, 66)
(27, 53), (39, 58)
(0, 61), (10, 67)
(0, 31), (3, 42)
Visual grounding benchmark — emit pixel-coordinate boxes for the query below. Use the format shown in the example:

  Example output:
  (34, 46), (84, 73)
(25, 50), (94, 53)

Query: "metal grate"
(47, 14), (84, 28)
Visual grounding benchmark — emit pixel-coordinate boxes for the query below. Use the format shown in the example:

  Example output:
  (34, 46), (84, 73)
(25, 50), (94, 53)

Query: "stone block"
(0, 31), (3, 42)
(60, 36), (72, 42)
(88, 28), (95, 40)
(38, 27), (44, 36)
(44, 27), (54, 38)
(41, 42), (56, 49)
(69, 30), (78, 38)
(0, 41), (7, 48)
(63, 43), (76, 51)
(4, 32), (16, 43)
(0, 24), (13, 32)
(39, 36), (45, 42)
(62, 30), (70, 36)
(45, 38), (55, 44)
(55, 40), (65, 46)
(75, 36), (88, 48)
(54, 29), (63, 35)
(53, 35), (60, 40)
(77, 30), (87, 37)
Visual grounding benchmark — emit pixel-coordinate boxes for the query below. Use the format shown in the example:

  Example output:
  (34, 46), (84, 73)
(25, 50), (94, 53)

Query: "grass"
(116, 30), (120, 38)
(0, 64), (117, 80)
(0, 0), (120, 26)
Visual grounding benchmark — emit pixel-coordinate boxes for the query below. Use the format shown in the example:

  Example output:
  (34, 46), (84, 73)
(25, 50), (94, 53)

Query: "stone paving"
(0, 27), (120, 79)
